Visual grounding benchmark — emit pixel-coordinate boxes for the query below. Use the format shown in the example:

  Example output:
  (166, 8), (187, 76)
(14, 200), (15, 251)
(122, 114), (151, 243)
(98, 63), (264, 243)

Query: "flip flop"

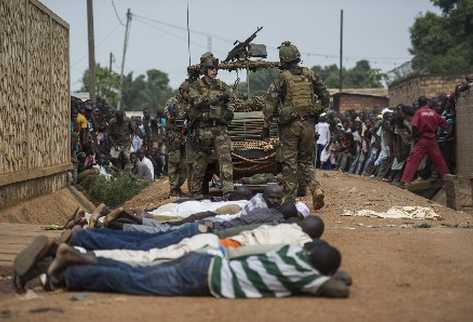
(13, 256), (53, 294)
(14, 236), (50, 277)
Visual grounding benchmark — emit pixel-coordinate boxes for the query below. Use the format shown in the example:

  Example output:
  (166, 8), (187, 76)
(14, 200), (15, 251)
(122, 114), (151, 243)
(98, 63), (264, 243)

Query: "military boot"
(310, 182), (325, 210)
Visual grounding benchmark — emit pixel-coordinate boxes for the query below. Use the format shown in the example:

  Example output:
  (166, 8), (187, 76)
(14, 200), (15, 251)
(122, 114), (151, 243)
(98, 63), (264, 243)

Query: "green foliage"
(81, 66), (174, 115)
(236, 60), (383, 96)
(410, 0), (473, 74)
(81, 64), (121, 106)
(237, 68), (279, 96)
(79, 174), (149, 208)
(312, 60), (384, 88)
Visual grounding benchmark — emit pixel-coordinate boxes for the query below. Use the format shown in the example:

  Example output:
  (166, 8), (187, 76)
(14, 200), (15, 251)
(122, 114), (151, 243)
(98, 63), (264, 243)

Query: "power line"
(132, 12), (234, 44)
(134, 17), (208, 51)
(71, 22), (123, 69)
(111, 0), (125, 26)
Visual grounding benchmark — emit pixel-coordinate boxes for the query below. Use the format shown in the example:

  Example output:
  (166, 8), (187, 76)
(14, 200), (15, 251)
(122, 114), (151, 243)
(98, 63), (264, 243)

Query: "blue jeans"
(64, 252), (213, 296)
(71, 224), (200, 251)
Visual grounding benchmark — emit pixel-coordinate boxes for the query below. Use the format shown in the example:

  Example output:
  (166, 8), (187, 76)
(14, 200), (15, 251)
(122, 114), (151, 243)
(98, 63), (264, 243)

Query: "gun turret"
(223, 27), (264, 63)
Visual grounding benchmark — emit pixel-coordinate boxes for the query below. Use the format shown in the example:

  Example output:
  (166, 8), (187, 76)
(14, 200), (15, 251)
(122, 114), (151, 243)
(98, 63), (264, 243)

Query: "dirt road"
(1, 171), (472, 322)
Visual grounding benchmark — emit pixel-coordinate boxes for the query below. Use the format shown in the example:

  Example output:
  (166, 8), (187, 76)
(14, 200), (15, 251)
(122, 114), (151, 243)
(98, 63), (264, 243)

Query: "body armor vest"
(194, 79), (229, 124)
(280, 70), (314, 114)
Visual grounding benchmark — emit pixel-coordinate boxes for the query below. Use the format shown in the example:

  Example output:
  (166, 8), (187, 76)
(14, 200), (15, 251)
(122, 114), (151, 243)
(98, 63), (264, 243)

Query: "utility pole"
(87, 0), (96, 103)
(339, 9), (344, 93)
(118, 8), (132, 110)
(109, 52), (114, 72)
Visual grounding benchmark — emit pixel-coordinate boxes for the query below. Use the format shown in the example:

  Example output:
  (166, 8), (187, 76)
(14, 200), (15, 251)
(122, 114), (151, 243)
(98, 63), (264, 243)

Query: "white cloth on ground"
(340, 206), (441, 220)
(149, 200), (249, 219)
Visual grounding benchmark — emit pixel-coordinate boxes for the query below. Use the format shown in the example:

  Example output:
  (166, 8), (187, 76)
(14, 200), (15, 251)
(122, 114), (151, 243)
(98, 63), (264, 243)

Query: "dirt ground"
(0, 187), (93, 225)
(1, 171), (472, 322)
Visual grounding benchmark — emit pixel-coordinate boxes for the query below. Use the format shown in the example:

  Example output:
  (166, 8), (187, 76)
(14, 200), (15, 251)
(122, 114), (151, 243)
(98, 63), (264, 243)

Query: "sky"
(40, 0), (439, 91)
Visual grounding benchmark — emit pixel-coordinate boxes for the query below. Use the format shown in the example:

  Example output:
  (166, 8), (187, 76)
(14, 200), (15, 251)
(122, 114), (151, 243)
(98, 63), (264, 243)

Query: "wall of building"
(389, 75), (465, 106)
(333, 93), (389, 112)
(456, 87), (473, 178)
(0, 0), (71, 209)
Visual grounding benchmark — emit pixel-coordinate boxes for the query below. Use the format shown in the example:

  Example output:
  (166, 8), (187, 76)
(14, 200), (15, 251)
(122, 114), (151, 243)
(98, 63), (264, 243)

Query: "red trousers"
(401, 137), (449, 183)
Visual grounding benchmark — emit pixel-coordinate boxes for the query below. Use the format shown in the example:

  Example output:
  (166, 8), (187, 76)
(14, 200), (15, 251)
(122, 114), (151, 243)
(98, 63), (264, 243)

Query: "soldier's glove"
(261, 127), (270, 140)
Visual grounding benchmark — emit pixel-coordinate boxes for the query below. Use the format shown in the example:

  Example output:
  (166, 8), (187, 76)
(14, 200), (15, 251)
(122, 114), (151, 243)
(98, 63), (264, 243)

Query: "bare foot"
(64, 208), (86, 229)
(47, 244), (96, 280)
(102, 207), (125, 227)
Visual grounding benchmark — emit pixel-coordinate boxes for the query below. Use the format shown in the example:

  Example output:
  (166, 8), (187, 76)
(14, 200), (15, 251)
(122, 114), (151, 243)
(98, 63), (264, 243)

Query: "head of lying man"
(262, 184), (284, 208)
(305, 239), (341, 276)
(299, 215), (325, 239)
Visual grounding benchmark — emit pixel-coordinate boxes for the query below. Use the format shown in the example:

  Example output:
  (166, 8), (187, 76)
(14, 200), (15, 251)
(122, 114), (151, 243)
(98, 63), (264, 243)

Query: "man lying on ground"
(103, 184), (285, 234)
(21, 239), (351, 298)
(75, 215), (325, 265)
(68, 201), (310, 252)
(13, 215), (324, 292)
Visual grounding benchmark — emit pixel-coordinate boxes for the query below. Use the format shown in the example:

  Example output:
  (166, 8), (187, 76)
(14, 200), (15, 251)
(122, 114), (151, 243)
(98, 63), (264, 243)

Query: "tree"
(139, 69), (174, 114)
(81, 66), (175, 114)
(235, 60), (384, 96)
(237, 68), (279, 97)
(410, 0), (473, 74)
(81, 64), (120, 106)
(121, 72), (146, 109)
(312, 60), (384, 88)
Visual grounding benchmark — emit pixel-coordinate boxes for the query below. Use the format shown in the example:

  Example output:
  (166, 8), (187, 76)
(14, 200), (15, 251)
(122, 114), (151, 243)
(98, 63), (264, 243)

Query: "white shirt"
(230, 223), (312, 247)
(315, 122), (330, 145)
(137, 156), (155, 181)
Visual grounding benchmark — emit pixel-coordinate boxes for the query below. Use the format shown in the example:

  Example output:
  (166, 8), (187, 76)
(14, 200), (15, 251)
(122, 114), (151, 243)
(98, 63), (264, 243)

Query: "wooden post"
(87, 0), (96, 103)
(339, 9), (344, 93)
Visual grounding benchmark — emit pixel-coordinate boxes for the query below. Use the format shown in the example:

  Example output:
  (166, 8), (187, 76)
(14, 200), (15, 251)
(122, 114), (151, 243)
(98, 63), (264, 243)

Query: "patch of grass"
(79, 174), (150, 208)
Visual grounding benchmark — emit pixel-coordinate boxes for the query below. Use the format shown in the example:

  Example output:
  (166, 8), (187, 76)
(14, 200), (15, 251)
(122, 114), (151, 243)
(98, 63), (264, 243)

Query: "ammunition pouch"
(279, 104), (315, 126)
(198, 105), (232, 126)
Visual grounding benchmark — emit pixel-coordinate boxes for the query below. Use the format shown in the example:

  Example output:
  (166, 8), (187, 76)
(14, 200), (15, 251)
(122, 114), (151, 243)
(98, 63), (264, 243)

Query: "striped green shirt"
(208, 245), (330, 298)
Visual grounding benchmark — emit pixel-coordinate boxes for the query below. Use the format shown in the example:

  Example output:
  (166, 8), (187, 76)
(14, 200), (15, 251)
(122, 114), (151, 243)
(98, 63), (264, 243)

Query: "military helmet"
(200, 52), (219, 72)
(278, 41), (301, 64)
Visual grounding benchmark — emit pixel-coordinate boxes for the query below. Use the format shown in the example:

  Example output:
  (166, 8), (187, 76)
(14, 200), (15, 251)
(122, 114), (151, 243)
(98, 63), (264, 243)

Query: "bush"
(79, 174), (149, 208)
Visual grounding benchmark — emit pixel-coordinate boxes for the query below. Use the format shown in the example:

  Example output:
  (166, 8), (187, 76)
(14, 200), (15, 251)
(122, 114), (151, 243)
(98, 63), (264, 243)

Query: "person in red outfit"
(401, 97), (449, 184)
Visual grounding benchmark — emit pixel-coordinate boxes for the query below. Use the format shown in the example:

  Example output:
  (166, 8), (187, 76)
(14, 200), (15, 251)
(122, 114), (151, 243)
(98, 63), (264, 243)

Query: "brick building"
(388, 74), (465, 106)
(331, 92), (389, 112)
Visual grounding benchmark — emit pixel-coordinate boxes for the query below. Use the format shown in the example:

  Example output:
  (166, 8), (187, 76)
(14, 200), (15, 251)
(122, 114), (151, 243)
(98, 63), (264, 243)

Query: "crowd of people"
(71, 97), (167, 182)
(13, 184), (352, 299)
(69, 41), (329, 213)
(314, 77), (472, 187)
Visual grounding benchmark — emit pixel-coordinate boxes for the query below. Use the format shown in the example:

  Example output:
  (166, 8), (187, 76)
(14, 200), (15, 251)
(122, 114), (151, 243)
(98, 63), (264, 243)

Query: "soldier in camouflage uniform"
(263, 41), (330, 210)
(188, 52), (235, 198)
(164, 81), (191, 196)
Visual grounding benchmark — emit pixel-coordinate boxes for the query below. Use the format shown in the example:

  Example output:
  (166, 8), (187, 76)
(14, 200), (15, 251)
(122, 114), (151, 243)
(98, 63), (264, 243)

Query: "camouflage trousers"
(168, 146), (187, 191)
(187, 126), (234, 195)
(279, 119), (322, 207)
